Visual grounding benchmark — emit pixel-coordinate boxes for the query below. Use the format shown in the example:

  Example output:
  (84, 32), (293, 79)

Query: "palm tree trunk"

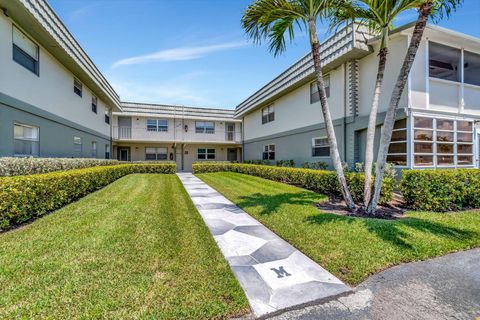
(363, 47), (388, 210)
(367, 3), (434, 214)
(309, 19), (356, 212)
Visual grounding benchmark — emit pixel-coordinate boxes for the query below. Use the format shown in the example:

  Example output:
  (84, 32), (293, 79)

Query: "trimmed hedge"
(193, 162), (394, 204)
(0, 157), (120, 176)
(401, 169), (480, 211)
(0, 163), (176, 231)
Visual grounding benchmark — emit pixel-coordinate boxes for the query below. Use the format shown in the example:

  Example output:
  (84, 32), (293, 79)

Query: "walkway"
(270, 248), (480, 320)
(177, 173), (351, 318)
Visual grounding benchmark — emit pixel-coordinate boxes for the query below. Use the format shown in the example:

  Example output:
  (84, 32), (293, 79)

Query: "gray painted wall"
(0, 95), (111, 158)
(243, 110), (407, 169)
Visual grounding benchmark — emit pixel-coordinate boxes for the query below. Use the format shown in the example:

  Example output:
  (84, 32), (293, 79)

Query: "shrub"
(244, 159), (270, 165)
(193, 163), (394, 204)
(401, 169), (480, 211)
(0, 163), (176, 231)
(0, 157), (120, 176)
(276, 160), (295, 167)
(302, 161), (328, 170)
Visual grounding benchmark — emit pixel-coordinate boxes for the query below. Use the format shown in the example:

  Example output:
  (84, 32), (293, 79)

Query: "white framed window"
(91, 96), (98, 114)
(312, 137), (330, 157)
(262, 144), (275, 160)
(145, 147), (168, 161)
(261, 105), (275, 124)
(387, 119), (408, 166)
(73, 136), (82, 153)
(105, 110), (110, 124)
(91, 141), (97, 158)
(74, 78), (82, 97)
(197, 148), (216, 160)
(429, 42), (461, 83)
(310, 77), (330, 104)
(412, 115), (474, 167)
(14, 123), (39, 156)
(195, 121), (215, 134)
(146, 119), (168, 132)
(12, 25), (39, 75)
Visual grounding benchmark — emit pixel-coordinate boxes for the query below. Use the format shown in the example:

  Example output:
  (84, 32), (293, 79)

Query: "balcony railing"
(112, 126), (242, 143)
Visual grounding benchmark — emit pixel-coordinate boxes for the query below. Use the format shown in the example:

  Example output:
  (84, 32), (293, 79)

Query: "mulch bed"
(315, 196), (407, 220)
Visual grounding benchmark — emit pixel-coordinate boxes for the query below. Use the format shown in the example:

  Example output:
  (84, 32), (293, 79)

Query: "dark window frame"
(91, 96), (98, 114)
(12, 25), (39, 76)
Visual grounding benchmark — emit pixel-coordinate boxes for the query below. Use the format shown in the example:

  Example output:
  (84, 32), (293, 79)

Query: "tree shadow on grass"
(234, 191), (478, 250)
(305, 213), (478, 250)
(236, 191), (324, 215)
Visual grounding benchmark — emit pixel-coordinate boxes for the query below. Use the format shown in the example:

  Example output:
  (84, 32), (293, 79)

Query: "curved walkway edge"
(177, 173), (351, 318)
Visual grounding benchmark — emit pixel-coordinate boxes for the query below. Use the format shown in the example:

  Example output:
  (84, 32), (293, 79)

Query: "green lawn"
(197, 172), (480, 285)
(0, 174), (249, 319)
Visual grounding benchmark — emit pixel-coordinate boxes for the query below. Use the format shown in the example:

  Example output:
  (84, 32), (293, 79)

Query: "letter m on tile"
(270, 266), (292, 278)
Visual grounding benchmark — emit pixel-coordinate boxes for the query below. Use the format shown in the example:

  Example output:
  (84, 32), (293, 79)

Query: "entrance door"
(119, 148), (130, 161)
(227, 148), (237, 162)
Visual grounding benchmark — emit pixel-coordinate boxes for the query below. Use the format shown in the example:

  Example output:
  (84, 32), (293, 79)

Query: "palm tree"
(367, 0), (463, 214)
(333, 0), (425, 211)
(242, 0), (357, 211)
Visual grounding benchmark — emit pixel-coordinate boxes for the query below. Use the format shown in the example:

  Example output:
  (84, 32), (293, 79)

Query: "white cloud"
(112, 41), (247, 68)
(109, 72), (219, 107)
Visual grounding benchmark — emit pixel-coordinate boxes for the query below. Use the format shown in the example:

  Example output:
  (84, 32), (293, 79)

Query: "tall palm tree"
(333, 0), (425, 211)
(367, 0), (463, 214)
(242, 0), (357, 211)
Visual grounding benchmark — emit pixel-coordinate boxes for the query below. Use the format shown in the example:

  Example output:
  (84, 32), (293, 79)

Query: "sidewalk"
(177, 173), (351, 318)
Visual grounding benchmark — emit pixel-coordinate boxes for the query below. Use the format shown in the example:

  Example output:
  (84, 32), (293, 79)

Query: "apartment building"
(112, 102), (242, 171)
(236, 23), (480, 170)
(0, 0), (121, 159)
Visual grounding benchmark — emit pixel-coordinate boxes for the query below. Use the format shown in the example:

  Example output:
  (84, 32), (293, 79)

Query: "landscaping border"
(0, 163), (176, 230)
(401, 168), (480, 211)
(192, 162), (394, 204)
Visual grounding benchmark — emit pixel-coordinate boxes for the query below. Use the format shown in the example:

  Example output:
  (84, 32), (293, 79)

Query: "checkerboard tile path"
(177, 173), (351, 317)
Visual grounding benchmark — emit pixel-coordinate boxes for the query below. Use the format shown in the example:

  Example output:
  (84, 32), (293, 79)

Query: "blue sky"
(49, 0), (480, 109)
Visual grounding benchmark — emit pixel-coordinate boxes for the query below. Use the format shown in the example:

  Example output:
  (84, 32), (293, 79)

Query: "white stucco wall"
(243, 65), (346, 141)
(0, 15), (111, 136)
(113, 115), (242, 143)
(357, 35), (409, 118)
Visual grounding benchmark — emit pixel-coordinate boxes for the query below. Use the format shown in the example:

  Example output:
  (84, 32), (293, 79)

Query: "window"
(413, 116), (474, 167)
(387, 119), (408, 166)
(262, 144), (275, 160)
(105, 144), (110, 159)
(196, 121), (215, 134)
(91, 141), (97, 158)
(197, 148), (216, 160)
(464, 50), (480, 87)
(12, 26), (39, 75)
(261, 105), (275, 124)
(310, 77), (330, 104)
(14, 123), (39, 156)
(91, 96), (97, 114)
(105, 110), (110, 124)
(429, 42), (461, 82)
(146, 119), (168, 132)
(145, 147), (168, 161)
(74, 79), (82, 97)
(312, 137), (330, 157)
(73, 136), (82, 153)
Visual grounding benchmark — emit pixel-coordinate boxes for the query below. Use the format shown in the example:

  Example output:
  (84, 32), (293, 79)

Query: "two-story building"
(236, 23), (480, 170)
(0, 0), (121, 159)
(112, 102), (242, 171)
